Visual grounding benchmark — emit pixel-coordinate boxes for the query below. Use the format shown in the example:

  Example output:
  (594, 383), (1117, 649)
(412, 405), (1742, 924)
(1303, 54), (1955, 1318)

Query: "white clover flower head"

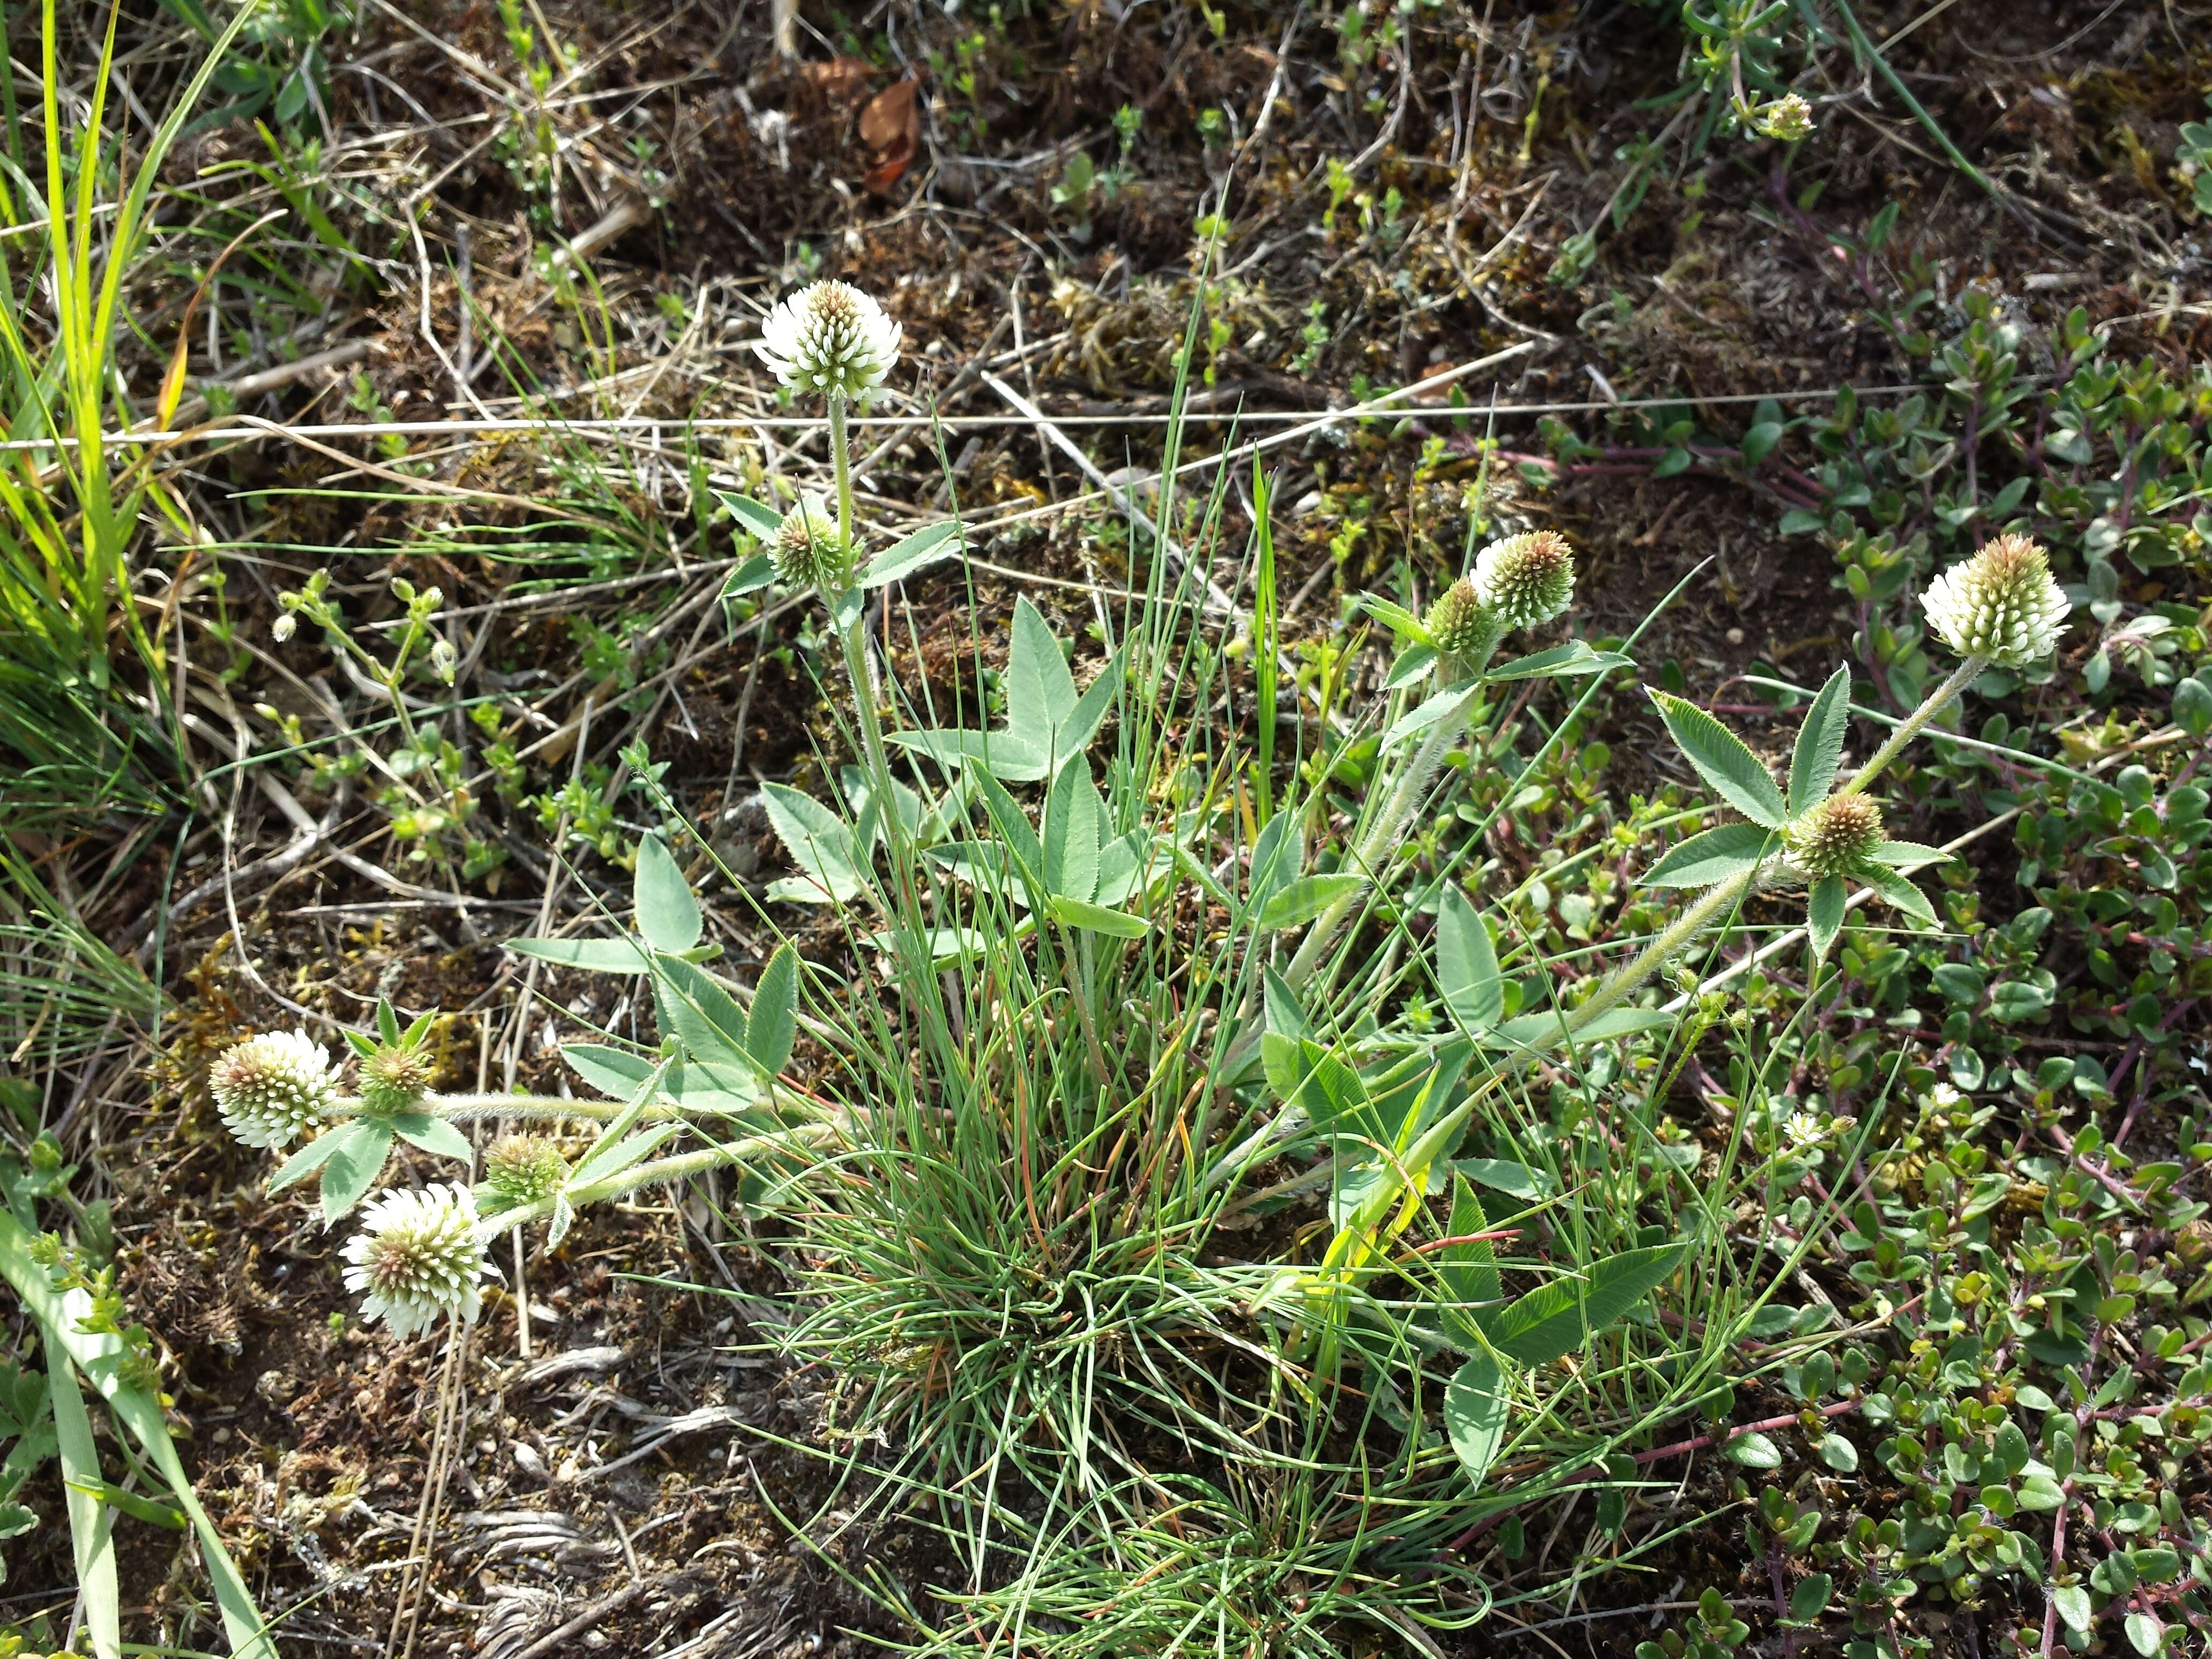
(1472, 530), (1575, 630)
(360, 1043), (437, 1115)
(757, 280), (902, 403)
(209, 1030), (340, 1149)
(482, 1136), (569, 1213)
(1757, 93), (1814, 142)
(341, 1184), (495, 1339)
(1423, 578), (1488, 657)
(1921, 533), (2071, 668)
(1784, 793), (1884, 881)
(772, 494), (845, 592)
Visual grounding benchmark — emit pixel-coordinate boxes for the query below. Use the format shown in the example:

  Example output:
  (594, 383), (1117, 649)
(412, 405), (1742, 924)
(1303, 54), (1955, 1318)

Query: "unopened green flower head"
(1423, 578), (1488, 657)
(757, 280), (902, 403)
(773, 494), (843, 592)
(341, 1183), (494, 1339)
(1784, 793), (1884, 881)
(1472, 530), (1575, 630)
(209, 1030), (339, 1150)
(1757, 93), (1814, 142)
(361, 1044), (436, 1114)
(1922, 533), (2071, 668)
(482, 1136), (568, 1212)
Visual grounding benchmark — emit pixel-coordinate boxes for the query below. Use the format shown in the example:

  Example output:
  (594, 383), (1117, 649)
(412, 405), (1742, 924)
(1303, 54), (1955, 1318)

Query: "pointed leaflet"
(1043, 759), (1102, 903)
(747, 944), (798, 1077)
(1807, 875), (1846, 959)
(762, 782), (869, 903)
(1438, 1175), (1501, 1349)
(1485, 1243), (1684, 1367)
(1006, 596), (1078, 754)
(1047, 895), (1150, 937)
(507, 936), (654, 974)
(564, 1043), (661, 1101)
(1260, 966), (1314, 1101)
(1486, 641), (1634, 682)
(319, 1120), (395, 1223)
(1871, 840), (1949, 870)
(1647, 691), (1788, 828)
(1788, 666), (1852, 816)
(716, 492), (782, 538)
(1437, 885), (1504, 1032)
(1643, 823), (1777, 888)
(1445, 1352), (1511, 1487)
(859, 520), (962, 589)
(390, 1110), (473, 1163)
(1257, 872), (1366, 933)
(653, 954), (750, 1071)
(634, 834), (703, 951)
(1863, 864), (1938, 925)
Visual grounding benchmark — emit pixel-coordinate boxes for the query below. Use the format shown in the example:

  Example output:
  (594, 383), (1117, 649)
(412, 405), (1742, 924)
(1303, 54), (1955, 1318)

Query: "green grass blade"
(48, 1344), (120, 1659)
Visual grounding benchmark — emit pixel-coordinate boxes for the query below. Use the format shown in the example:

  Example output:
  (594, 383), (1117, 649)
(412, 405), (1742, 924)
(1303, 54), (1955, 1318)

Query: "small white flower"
(1756, 93), (1814, 142)
(341, 1184), (496, 1339)
(1922, 534), (2071, 668)
(272, 612), (297, 644)
(1471, 530), (1575, 631)
(757, 281), (902, 403)
(1783, 1110), (1826, 1150)
(429, 638), (458, 684)
(1929, 1082), (1963, 1110)
(208, 1030), (340, 1149)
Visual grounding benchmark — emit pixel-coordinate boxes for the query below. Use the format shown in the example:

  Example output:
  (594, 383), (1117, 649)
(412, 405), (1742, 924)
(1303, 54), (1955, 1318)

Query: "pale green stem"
(1563, 857), (1781, 1035)
(326, 1092), (782, 1123)
(1282, 624), (1503, 992)
(1836, 654), (1986, 798)
(470, 1124), (835, 1241)
(828, 393), (855, 561)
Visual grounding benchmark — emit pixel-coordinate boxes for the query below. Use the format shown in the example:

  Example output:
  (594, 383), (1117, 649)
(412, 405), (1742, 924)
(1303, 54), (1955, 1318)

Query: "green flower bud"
(1472, 530), (1575, 630)
(1784, 793), (1884, 881)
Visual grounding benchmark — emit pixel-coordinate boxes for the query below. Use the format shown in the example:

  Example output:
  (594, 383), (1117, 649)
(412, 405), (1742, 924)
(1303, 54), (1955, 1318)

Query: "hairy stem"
(472, 1124), (838, 1241)
(1837, 655), (1985, 797)
(1565, 858), (1781, 1035)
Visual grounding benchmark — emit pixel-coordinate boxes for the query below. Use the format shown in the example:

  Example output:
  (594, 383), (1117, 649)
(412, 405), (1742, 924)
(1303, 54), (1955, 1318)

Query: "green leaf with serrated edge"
(747, 944), (798, 1077)
(1048, 895), (1150, 937)
(1643, 823), (1777, 888)
(719, 554), (774, 599)
(1485, 1243), (1683, 1366)
(1437, 885), (1504, 1032)
(1043, 759), (1101, 903)
(390, 1111), (473, 1163)
(341, 1028), (379, 1058)
(267, 1126), (352, 1193)
(1438, 1177), (1501, 1348)
(1787, 665), (1852, 814)
(859, 520), (962, 588)
(1862, 864), (1937, 925)
(1869, 839), (1949, 869)
(654, 955), (749, 1069)
(0, 1213), (276, 1659)
(49, 1347), (118, 1659)
(1807, 874), (1846, 958)
(1648, 690), (1788, 828)
(320, 1120), (394, 1223)
(377, 997), (400, 1045)
(716, 492), (782, 537)
(1486, 641), (1634, 682)
(634, 833), (702, 952)
(402, 1010), (436, 1047)
(1256, 872), (1366, 932)
(1384, 644), (1440, 690)
(1358, 594), (1428, 639)
(1445, 1352), (1511, 1486)
(564, 1043), (657, 1100)
(1381, 684), (1475, 752)
(889, 726), (1049, 781)
(761, 782), (869, 903)
(507, 936), (654, 973)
